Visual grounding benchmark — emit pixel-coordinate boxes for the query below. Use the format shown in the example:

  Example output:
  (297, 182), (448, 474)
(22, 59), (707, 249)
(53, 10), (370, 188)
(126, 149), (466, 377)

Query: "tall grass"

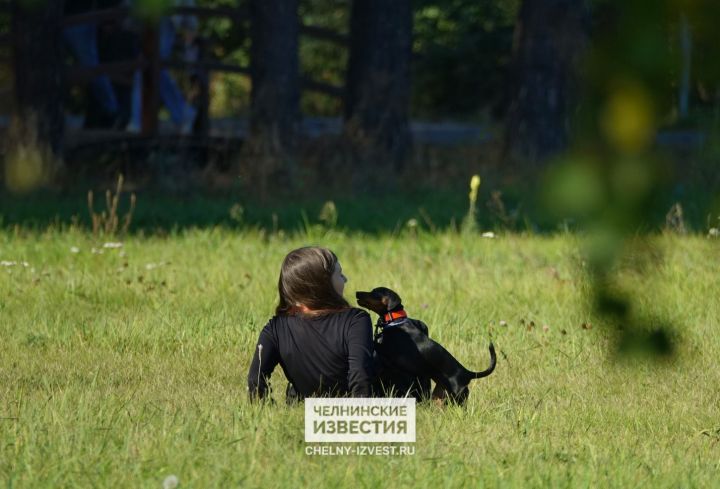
(1, 227), (718, 487)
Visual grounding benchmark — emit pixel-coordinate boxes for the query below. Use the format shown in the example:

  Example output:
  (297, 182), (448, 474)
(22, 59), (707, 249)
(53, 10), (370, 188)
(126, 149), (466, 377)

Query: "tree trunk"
(11, 0), (65, 158)
(247, 0), (300, 195)
(344, 0), (413, 184)
(503, 0), (590, 166)
(678, 13), (691, 119)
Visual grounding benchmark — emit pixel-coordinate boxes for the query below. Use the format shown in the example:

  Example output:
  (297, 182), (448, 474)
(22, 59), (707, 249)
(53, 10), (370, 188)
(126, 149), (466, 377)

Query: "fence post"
(141, 23), (160, 136)
(194, 37), (210, 138)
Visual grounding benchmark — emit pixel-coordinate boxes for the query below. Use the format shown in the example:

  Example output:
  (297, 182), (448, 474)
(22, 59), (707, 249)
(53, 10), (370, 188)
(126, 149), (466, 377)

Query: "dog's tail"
(469, 342), (496, 379)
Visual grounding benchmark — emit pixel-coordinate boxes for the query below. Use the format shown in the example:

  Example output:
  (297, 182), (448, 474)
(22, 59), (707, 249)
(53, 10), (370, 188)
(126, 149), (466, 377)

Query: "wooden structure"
(4, 0), (416, 172)
(52, 5), (348, 146)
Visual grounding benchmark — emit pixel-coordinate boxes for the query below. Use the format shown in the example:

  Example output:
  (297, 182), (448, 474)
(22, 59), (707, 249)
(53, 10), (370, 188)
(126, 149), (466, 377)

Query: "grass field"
(1, 226), (719, 488)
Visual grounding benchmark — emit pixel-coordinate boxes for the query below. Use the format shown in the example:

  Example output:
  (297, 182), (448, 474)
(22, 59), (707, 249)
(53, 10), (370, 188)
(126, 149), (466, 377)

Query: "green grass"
(1, 227), (719, 488)
(2, 176), (719, 235)
(0, 187), (471, 234)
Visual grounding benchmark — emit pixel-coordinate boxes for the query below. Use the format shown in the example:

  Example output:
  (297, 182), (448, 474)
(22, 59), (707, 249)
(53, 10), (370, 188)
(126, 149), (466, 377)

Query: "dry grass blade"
(86, 174), (137, 237)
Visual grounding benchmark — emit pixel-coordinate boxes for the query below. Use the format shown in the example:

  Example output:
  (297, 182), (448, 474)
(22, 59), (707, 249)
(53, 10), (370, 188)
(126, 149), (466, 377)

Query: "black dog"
(356, 287), (496, 405)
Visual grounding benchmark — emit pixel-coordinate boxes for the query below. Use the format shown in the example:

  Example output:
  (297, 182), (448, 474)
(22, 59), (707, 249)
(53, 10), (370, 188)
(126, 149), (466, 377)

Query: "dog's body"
(357, 287), (496, 405)
(372, 314), (433, 401)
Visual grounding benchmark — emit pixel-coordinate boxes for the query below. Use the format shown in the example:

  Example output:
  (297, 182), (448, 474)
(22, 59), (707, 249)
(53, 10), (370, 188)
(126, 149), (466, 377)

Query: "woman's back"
(248, 307), (375, 400)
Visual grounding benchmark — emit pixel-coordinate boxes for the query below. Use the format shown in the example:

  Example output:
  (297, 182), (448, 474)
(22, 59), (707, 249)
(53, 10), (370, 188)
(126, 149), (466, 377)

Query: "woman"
(247, 247), (376, 403)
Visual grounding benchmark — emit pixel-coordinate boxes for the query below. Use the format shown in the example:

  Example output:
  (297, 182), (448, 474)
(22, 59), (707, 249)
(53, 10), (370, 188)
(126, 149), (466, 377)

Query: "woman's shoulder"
(273, 308), (371, 325)
(332, 307), (370, 319)
(348, 307), (371, 319)
(310, 307), (371, 323)
(339, 307), (372, 326)
(265, 314), (288, 326)
(262, 315), (292, 331)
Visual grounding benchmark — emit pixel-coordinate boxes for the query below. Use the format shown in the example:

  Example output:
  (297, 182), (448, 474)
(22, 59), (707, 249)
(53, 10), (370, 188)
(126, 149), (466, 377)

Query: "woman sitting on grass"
(247, 246), (376, 403)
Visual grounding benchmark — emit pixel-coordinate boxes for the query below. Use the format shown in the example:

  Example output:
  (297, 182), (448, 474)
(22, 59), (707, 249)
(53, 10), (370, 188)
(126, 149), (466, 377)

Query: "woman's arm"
(346, 310), (376, 397)
(247, 321), (280, 401)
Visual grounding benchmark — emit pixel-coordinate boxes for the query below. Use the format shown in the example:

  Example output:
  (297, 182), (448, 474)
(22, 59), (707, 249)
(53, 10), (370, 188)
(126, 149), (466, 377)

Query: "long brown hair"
(275, 246), (350, 317)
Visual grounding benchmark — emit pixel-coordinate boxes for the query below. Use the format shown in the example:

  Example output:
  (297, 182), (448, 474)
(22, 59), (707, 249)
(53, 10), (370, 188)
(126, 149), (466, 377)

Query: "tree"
(502, 0), (590, 166)
(246, 0), (300, 193)
(412, 0), (517, 119)
(344, 0), (413, 182)
(11, 0), (65, 157)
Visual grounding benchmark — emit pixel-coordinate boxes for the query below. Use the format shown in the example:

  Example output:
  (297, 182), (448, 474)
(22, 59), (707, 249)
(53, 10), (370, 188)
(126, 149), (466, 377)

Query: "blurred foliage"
(541, 0), (720, 361)
(9, 0), (720, 125)
(186, 0), (251, 117)
(412, 0), (518, 120)
(188, 0), (519, 120)
(132, 0), (173, 22)
(299, 0), (347, 116)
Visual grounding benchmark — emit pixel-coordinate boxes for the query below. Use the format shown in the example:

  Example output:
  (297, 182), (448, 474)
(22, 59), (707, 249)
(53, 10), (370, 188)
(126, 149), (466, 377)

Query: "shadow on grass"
(0, 179), (717, 235)
(1, 185), (474, 235)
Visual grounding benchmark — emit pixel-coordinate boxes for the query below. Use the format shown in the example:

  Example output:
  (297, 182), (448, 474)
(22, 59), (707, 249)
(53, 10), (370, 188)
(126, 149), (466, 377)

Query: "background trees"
(246, 0), (301, 192)
(502, 0), (590, 166)
(11, 0), (65, 156)
(343, 0), (413, 176)
(3, 0), (720, 191)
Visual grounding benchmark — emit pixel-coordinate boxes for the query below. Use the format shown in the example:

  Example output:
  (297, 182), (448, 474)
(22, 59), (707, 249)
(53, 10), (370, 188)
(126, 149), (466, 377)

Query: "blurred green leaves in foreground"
(542, 0), (720, 361)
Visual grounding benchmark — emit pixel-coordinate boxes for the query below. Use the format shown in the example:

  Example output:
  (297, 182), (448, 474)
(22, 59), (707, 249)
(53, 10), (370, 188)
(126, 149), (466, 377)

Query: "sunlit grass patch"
(1, 229), (718, 487)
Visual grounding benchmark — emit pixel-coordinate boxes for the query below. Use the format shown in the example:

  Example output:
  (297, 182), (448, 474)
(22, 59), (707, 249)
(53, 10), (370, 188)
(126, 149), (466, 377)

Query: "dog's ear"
(382, 291), (402, 311)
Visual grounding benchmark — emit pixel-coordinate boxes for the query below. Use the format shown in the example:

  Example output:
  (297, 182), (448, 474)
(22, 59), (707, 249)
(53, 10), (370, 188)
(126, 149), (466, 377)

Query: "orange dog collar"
(383, 309), (407, 323)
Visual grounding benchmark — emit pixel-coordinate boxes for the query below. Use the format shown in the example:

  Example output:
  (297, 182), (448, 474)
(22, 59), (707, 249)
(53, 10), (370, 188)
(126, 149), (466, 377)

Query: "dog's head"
(355, 287), (403, 316)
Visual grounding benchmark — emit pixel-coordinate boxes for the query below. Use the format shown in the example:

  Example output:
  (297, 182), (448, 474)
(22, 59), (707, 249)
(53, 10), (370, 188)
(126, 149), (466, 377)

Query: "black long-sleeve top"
(247, 308), (376, 401)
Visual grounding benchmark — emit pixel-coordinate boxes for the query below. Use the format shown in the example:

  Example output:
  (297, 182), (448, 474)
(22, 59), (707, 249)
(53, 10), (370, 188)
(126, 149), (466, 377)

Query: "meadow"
(1, 223), (719, 488)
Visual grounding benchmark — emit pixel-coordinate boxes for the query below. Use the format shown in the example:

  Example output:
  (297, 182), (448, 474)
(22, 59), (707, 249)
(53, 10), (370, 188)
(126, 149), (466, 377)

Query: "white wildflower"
(103, 242), (123, 249)
(709, 228), (719, 238)
(499, 320), (507, 327)
(1, 261), (16, 267)
(162, 475), (179, 489)
(70, 246), (80, 254)
(91, 248), (104, 255)
(482, 232), (495, 239)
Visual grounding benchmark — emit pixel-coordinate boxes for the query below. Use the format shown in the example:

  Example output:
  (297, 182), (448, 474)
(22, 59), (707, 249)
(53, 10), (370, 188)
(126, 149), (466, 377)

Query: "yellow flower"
(469, 175), (481, 203)
(470, 175), (481, 192)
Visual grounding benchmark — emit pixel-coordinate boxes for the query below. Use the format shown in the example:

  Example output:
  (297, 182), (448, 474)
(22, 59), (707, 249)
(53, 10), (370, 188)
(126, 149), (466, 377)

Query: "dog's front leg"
(431, 382), (448, 407)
